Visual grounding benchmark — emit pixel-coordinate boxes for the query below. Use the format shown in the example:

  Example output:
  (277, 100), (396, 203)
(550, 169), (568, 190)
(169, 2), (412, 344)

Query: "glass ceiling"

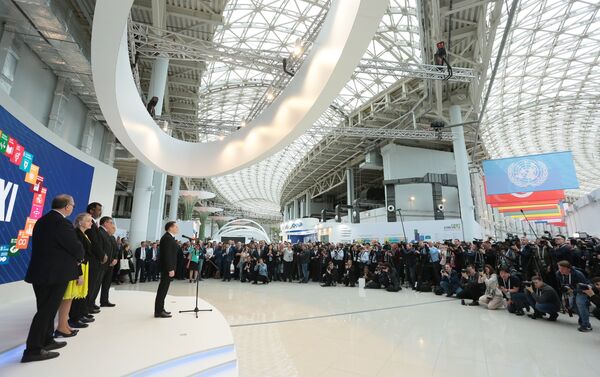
(481, 0), (600, 196)
(208, 0), (421, 217)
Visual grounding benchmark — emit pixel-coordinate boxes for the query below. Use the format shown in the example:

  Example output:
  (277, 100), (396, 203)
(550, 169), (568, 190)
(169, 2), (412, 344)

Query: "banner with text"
(0, 105), (94, 284)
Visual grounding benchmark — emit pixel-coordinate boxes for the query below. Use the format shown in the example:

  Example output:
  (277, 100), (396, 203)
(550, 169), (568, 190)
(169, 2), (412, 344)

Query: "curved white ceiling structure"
(91, 0), (388, 177)
(214, 219), (271, 242)
(210, 1), (421, 216)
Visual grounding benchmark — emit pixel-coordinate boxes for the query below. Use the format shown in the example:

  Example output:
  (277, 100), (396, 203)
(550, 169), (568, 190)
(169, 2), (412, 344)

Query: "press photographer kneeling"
(525, 276), (561, 321)
(556, 260), (592, 332)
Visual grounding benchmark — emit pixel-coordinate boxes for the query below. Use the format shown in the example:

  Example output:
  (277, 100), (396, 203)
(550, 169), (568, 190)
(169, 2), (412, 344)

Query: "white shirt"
(331, 249), (344, 261)
(140, 248), (147, 260)
(205, 247), (214, 258)
(283, 248), (293, 262)
(360, 250), (370, 263)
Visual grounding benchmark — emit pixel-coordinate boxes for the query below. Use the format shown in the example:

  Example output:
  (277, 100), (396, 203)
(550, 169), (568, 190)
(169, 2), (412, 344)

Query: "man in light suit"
(155, 221), (179, 318)
(134, 241), (148, 283)
(22, 195), (84, 362)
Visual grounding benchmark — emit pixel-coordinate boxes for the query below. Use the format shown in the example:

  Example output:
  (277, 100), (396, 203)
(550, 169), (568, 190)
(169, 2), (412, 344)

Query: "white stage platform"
(0, 290), (238, 376)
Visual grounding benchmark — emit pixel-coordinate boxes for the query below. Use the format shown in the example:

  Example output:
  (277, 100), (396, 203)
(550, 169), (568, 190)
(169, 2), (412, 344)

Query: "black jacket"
(158, 232), (177, 273)
(85, 220), (106, 264)
(527, 283), (560, 307)
(25, 210), (84, 285)
(98, 226), (115, 261)
(76, 228), (92, 263)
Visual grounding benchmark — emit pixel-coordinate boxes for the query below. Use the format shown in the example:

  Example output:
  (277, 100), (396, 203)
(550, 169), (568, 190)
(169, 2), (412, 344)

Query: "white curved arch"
(214, 219), (271, 243)
(91, 0), (388, 177)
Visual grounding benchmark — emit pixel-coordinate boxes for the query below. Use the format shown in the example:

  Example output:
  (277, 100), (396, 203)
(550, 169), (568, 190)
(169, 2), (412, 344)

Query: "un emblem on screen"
(507, 159), (549, 188)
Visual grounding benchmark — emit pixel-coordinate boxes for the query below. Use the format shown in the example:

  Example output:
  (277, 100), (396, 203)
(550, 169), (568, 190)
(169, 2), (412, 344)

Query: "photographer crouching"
(525, 276), (561, 321)
(556, 260), (592, 332)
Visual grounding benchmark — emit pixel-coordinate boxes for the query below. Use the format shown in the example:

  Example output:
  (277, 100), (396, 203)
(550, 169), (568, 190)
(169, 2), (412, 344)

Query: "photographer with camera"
(525, 276), (561, 321)
(498, 268), (527, 316)
(457, 265), (484, 306)
(581, 277), (600, 308)
(478, 265), (504, 310)
(342, 259), (359, 287)
(320, 261), (337, 287)
(553, 235), (573, 265)
(556, 260), (592, 332)
(403, 243), (419, 290)
(439, 263), (460, 297)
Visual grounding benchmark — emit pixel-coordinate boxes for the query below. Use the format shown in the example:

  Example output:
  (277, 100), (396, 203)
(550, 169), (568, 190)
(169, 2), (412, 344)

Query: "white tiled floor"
(5, 278), (594, 376)
(117, 279), (600, 377)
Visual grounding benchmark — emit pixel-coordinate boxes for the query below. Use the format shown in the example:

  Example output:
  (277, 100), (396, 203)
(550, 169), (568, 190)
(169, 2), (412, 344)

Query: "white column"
(168, 176), (180, 220)
(450, 105), (478, 240)
(129, 163), (154, 247)
(147, 171), (167, 241)
(305, 192), (311, 217)
(47, 77), (69, 133)
(79, 113), (96, 154)
(148, 56), (169, 116)
(293, 200), (299, 219)
(117, 195), (127, 216)
(346, 168), (355, 219)
(0, 30), (16, 93)
(101, 132), (116, 166)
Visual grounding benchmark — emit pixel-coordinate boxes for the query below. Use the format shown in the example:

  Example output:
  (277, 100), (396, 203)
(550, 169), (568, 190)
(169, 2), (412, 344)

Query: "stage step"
(129, 344), (238, 377)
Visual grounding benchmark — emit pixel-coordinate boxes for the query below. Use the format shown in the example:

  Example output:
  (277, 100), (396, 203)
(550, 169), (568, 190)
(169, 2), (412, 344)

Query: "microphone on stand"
(182, 235), (196, 241)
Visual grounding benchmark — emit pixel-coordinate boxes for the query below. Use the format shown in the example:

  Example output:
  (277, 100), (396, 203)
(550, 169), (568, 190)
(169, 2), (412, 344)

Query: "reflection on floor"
(116, 279), (600, 377)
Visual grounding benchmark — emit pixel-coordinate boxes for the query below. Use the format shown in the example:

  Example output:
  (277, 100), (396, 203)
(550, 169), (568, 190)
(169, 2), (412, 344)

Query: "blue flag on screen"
(483, 151), (579, 195)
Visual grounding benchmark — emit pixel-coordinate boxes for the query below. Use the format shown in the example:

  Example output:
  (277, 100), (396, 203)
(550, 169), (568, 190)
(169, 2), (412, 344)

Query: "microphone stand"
(180, 247), (212, 318)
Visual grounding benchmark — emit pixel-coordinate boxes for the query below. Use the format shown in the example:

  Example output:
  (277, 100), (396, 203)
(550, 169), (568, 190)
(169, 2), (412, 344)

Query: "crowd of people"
(22, 196), (600, 363)
(129, 233), (600, 334)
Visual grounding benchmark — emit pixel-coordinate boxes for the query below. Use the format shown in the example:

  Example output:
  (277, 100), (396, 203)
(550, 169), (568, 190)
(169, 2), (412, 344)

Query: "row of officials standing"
(21, 197), (119, 363)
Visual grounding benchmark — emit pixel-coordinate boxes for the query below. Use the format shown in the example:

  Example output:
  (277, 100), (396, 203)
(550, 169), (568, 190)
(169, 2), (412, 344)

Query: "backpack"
(416, 281), (432, 292)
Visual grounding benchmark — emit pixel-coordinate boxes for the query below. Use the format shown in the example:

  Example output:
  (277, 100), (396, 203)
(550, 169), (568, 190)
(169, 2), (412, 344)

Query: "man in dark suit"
(85, 202), (107, 315)
(98, 217), (117, 307)
(155, 221), (179, 318)
(22, 195), (84, 362)
(134, 241), (148, 283)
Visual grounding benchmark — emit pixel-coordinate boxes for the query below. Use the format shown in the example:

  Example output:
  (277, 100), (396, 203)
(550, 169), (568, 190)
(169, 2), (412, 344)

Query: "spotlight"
(409, 196), (416, 201)
(266, 89), (275, 101)
(293, 39), (303, 57)
(442, 198), (447, 203)
(240, 120), (246, 128)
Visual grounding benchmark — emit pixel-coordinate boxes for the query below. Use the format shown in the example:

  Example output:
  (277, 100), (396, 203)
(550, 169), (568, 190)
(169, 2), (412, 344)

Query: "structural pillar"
(292, 200), (299, 220)
(79, 112), (96, 155)
(0, 30), (16, 94)
(130, 55), (169, 245)
(305, 192), (311, 218)
(346, 168), (355, 219)
(47, 77), (69, 133)
(101, 132), (116, 166)
(129, 163), (154, 247)
(168, 176), (180, 220)
(147, 171), (167, 241)
(450, 105), (478, 240)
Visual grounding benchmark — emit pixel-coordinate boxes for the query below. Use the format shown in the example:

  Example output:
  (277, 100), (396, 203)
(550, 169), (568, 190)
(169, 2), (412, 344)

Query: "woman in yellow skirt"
(55, 213), (93, 338)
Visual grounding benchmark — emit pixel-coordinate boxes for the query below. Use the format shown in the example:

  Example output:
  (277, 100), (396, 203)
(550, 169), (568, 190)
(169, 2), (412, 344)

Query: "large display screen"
(0, 105), (94, 284)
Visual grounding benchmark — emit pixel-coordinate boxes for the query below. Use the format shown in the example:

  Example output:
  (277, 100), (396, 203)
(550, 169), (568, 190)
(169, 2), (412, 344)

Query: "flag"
(483, 151), (579, 195)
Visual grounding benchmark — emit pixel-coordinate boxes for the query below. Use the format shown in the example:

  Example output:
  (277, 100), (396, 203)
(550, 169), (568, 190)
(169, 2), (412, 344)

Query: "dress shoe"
(154, 311), (172, 318)
(93, 304), (100, 310)
(21, 349), (60, 363)
(80, 317), (95, 323)
(164, 310), (171, 315)
(100, 302), (116, 307)
(68, 320), (89, 329)
(89, 308), (100, 314)
(54, 329), (78, 338)
(43, 341), (67, 351)
(84, 314), (94, 319)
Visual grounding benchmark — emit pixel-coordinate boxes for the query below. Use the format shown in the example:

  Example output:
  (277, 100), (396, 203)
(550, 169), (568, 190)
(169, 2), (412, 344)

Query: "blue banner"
(483, 151), (579, 195)
(0, 105), (94, 284)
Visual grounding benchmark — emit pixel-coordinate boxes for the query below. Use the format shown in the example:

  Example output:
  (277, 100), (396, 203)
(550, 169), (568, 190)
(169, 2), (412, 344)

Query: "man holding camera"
(581, 277), (600, 315)
(556, 260), (592, 332)
(498, 268), (527, 316)
(525, 276), (561, 321)
(440, 264), (460, 297)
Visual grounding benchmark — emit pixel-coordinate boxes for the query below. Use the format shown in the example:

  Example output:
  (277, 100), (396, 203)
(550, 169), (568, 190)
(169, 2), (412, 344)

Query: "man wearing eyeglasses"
(22, 194), (84, 362)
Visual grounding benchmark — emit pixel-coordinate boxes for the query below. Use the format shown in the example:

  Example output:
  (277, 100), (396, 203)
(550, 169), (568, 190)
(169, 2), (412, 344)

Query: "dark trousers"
(135, 259), (146, 282)
(87, 261), (104, 310)
(334, 260), (344, 282)
(283, 261), (293, 281)
(146, 260), (157, 281)
(69, 297), (87, 322)
(154, 274), (171, 314)
(253, 274), (268, 284)
(100, 265), (114, 304)
(25, 282), (68, 354)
